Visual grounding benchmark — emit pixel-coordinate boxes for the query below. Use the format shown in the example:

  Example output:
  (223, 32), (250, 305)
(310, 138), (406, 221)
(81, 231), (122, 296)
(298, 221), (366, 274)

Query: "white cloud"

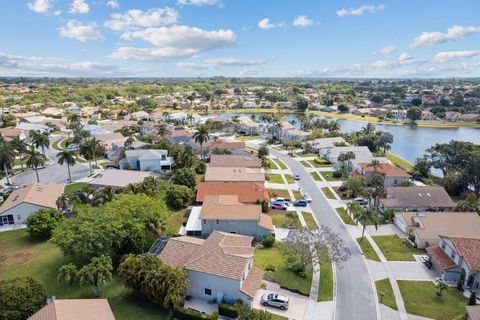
(107, 0), (119, 9)
(178, 57), (266, 69)
(433, 50), (479, 63)
(0, 53), (19, 68)
(410, 25), (480, 48)
(239, 68), (260, 76)
(258, 18), (285, 30)
(378, 45), (396, 54)
(177, 0), (219, 6)
(53, 10), (61, 16)
(293, 15), (314, 28)
(104, 8), (178, 32)
(69, 0), (90, 14)
(336, 4), (385, 17)
(398, 53), (412, 62)
(58, 20), (105, 42)
(110, 26), (236, 61)
(27, 0), (53, 13)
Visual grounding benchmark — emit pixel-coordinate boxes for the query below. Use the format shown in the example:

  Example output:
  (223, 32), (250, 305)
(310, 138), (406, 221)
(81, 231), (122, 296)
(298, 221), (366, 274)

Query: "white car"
(302, 193), (312, 203)
(261, 293), (289, 310)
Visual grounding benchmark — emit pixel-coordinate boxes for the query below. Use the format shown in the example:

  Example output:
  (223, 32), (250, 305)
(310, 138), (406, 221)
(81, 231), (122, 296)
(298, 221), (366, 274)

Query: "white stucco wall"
(0, 203), (50, 224)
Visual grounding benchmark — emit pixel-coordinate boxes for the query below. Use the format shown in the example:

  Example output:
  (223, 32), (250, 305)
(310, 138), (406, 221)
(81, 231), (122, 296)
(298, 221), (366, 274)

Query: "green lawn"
(300, 160), (312, 168)
(335, 207), (355, 225)
(0, 229), (170, 320)
(301, 212), (318, 230)
(267, 174), (285, 184)
(372, 235), (425, 261)
(319, 171), (337, 181)
(318, 263), (333, 301)
(272, 158), (288, 170)
(385, 152), (413, 172)
(376, 279), (397, 310)
(51, 138), (66, 151)
(266, 159), (279, 170)
(308, 158), (331, 168)
(235, 135), (258, 141)
(356, 237), (381, 262)
(310, 172), (322, 181)
(254, 243), (312, 295)
(270, 314), (289, 320)
(292, 190), (303, 201)
(284, 174), (295, 184)
(268, 189), (291, 200)
(64, 182), (89, 194)
(321, 187), (336, 199)
(398, 280), (467, 320)
(332, 187), (351, 200)
(268, 211), (301, 229)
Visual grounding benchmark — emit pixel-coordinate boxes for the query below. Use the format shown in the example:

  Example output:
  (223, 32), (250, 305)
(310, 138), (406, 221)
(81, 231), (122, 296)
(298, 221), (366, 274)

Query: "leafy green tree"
(57, 263), (78, 299)
(31, 131), (50, 155)
(166, 184), (194, 209)
(257, 145), (269, 158)
(177, 146), (196, 169)
(193, 125), (210, 161)
(0, 277), (47, 320)
(238, 307), (273, 320)
(27, 208), (64, 239)
(407, 106), (422, 121)
(354, 207), (379, 241)
(342, 176), (366, 198)
(124, 136), (134, 150)
(411, 157), (431, 179)
(172, 168), (196, 189)
(0, 114), (17, 128)
(25, 145), (46, 183)
(57, 149), (76, 183)
(455, 193), (480, 214)
(194, 161), (206, 174)
(0, 141), (15, 185)
(77, 255), (113, 297)
(93, 186), (117, 205)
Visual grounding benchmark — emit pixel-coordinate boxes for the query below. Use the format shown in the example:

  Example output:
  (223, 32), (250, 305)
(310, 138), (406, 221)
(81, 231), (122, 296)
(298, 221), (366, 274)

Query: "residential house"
(41, 107), (63, 117)
(276, 101), (293, 109)
(123, 149), (172, 172)
(64, 103), (81, 114)
(280, 128), (310, 143)
(15, 122), (52, 134)
(358, 163), (411, 187)
(155, 231), (265, 306)
(205, 167), (265, 183)
(421, 110), (436, 121)
(323, 105), (338, 112)
(322, 146), (387, 171)
(83, 124), (113, 136)
(81, 107), (99, 117)
(243, 100), (257, 109)
(391, 109), (407, 120)
(460, 114), (479, 122)
(186, 140), (248, 157)
(129, 111), (151, 121)
(394, 212), (480, 249)
(89, 169), (154, 189)
(306, 137), (347, 154)
(209, 155), (261, 168)
(0, 127), (27, 141)
(196, 182), (269, 204)
(0, 183), (64, 226)
(445, 111), (461, 122)
(426, 236), (480, 296)
(28, 299), (115, 320)
(380, 187), (455, 212)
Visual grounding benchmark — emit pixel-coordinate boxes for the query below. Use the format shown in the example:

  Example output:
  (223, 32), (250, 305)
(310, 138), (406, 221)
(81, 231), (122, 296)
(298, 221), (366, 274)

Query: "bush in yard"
(257, 145), (269, 158)
(0, 277), (47, 320)
(262, 235), (275, 248)
(383, 209), (395, 223)
(332, 171), (343, 179)
(166, 184), (194, 209)
(219, 303), (239, 318)
(173, 306), (218, 320)
(27, 208), (64, 239)
(194, 161), (206, 174)
(265, 264), (276, 272)
(256, 199), (269, 213)
(238, 306), (273, 320)
(469, 291), (477, 305)
(172, 168), (197, 189)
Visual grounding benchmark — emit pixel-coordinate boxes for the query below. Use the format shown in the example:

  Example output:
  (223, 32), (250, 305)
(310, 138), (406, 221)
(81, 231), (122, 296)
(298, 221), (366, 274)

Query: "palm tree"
(57, 150), (76, 183)
(80, 141), (95, 175)
(368, 159), (382, 173)
(124, 136), (134, 150)
(0, 142), (15, 185)
(435, 281), (448, 297)
(156, 123), (168, 139)
(57, 263), (78, 299)
(346, 201), (361, 221)
(193, 125), (210, 161)
(31, 131), (50, 156)
(186, 114), (194, 124)
(354, 206), (379, 241)
(231, 115), (240, 133)
(90, 137), (102, 167)
(10, 136), (26, 172)
(25, 145), (45, 183)
(67, 113), (81, 130)
(77, 255), (113, 297)
(93, 186), (116, 205)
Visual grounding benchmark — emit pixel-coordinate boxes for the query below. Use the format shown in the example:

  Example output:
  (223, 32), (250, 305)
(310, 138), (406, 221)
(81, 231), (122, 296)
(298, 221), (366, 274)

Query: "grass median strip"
(301, 211), (318, 230)
(300, 160), (311, 168)
(266, 159), (279, 170)
(318, 262), (333, 301)
(319, 171), (337, 181)
(356, 237), (381, 262)
(284, 174), (295, 184)
(273, 158), (288, 170)
(310, 172), (322, 181)
(292, 190), (303, 200)
(267, 173), (284, 184)
(371, 235), (425, 261)
(321, 187), (336, 199)
(335, 207), (355, 225)
(375, 279), (397, 310)
(268, 211), (301, 229)
(268, 189), (291, 199)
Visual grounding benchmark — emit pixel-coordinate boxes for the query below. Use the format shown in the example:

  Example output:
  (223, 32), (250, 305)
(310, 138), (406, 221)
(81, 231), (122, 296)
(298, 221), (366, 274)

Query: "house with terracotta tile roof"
(205, 167), (265, 183)
(380, 187), (455, 212)
(186, 139), (249, 157)
(427, 236), (480, 296)
(0, 183), (64, 226)
(155, 231), (264, 306)
(358, 162), (411, 187)
(196, 182), (269, 204)
(28, 299), (115, 320)
(209, 155), (261, 168)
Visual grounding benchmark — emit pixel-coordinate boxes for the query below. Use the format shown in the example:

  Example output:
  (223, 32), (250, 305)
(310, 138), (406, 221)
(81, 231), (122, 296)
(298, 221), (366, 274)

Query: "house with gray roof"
(380, 187), (455, 212)
(123, 149), (172, 173)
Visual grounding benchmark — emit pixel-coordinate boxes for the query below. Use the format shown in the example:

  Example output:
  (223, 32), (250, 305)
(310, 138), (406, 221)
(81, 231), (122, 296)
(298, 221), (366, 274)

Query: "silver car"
(261, 293), (289, 310)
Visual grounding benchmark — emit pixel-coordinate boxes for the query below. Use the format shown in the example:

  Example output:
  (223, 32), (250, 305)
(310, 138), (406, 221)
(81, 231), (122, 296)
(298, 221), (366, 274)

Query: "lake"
(203, 112), (480, 164)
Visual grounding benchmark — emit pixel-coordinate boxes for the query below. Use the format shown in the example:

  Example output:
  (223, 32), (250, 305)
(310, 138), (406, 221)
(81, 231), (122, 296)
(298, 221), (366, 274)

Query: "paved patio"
(368, 260), (438, 281)
(184, 297), (219, 315)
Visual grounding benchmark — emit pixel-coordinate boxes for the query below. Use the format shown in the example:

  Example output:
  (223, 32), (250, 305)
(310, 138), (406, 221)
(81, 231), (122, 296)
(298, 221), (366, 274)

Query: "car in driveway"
(302, 193), (312, 203)
(261, 293), (289, 310)
(66, 144), (79, 151)
(293, 199), (308, 207)
(354, 197), (368, 205)
(0, 187), (14, 195)
(293, 173), (300, 180)
(270, 202), (288, 210)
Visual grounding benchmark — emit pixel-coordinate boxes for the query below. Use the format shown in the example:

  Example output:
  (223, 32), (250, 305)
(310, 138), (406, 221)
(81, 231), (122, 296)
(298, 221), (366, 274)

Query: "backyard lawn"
(301, 212), (318, 230)
(254, 242), (312, 295)
(268, 211), (301, 229)
(356, 237), (381, 262)
(268, 189), (291, 200)
(266, 159), (279, 170)
(267, 174), (285, 184)
(321, 187), (336, 200)
(64, 182), (89, 194)
(335, 207), (355, 225)
(310, 172), (322, 181)
(284, 174), (295, 184)
(375, 279), (397, 310)
(308, 158), (331, 168)
(318, 263), (333, 302)
(385, 152), (413, 172)
(372, 235), (425, 261)
(0, 229), (170, 320)
(272, 158), (288, 170)
(398, 280), (467, 320)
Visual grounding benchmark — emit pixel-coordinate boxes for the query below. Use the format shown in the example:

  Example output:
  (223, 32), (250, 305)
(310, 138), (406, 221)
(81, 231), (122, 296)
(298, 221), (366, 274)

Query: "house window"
(204, 288), (212, 296)
(394, 179), (398, 185)
(215, 220), (220, 225)
(229, 220), (237, 224)
(441, 241), (446, 250)
(450, 252), (456, 260)
(203, 220), (206, 224)
(16, 215), (21, 221)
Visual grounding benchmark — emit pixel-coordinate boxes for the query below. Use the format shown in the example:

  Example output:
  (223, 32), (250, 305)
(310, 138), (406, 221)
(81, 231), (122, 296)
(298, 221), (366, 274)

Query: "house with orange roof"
(153, 231), (264, 306)
(196, 182), (269, 204)
(358, 162), (411, 187)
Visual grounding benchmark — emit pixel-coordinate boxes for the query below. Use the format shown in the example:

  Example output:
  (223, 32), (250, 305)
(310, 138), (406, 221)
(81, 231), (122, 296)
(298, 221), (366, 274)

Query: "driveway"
(11, 136), (91, 185)
(271, 150), (378, 320)
(253, 281), (308, 320)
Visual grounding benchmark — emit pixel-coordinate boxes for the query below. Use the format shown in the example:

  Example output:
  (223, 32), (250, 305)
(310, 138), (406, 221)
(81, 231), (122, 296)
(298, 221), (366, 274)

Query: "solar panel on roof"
(148, 237), (170, 255)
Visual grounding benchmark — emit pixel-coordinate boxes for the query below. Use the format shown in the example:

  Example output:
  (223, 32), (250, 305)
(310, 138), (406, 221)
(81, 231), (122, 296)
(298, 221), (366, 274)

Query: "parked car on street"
(66, 144), (79, 151)
(0, 187), (14, 195)
(354, 197), (368, 205)
(293, 199), (308, 207)
(293, 173), (300, 180)
(261, 293), (289, 310)
(270, 202), (288, 210)
(302, 193), (312, 203)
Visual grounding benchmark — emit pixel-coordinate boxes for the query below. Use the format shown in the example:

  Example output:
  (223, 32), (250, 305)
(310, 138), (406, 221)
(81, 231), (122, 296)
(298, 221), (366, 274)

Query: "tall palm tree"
(124, 136), (134, 150)
(193, 125), (210, 161)
(31, 131), (50, 156)
(10, 136), (26, 172)
(0, 142), (15, 185)
(346, 201), (361, 221)
(57, 150), (77, 183)
(93, 186), (117, 205)
(25, 145), (45, 183)
(57, 263), (78, 299)
(368, 159), (382, 173)
(80, 141), (95, 175)
(90, 137), (102, 167)
(354, 206), (379, 241)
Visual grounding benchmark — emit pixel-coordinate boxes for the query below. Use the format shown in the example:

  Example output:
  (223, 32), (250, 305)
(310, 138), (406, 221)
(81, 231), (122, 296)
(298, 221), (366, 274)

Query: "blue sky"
(1, 0), (480, 77)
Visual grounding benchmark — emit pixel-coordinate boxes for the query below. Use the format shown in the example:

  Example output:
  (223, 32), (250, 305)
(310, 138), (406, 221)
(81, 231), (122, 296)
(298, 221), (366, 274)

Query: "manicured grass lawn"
(267, 174), (285, 184)
(296, 153), (317, 158)
(270, 314), (289, 320)
(272, 158), (288, 170)
(335, 207), (355, 225)
(307, 158), (331, 168)
(266, 159), (279, 170)
(0, 229), (170, 320)
(319, 171), (337, 181)
(318, 263), (333, 302)
(385, 152), (413, 172)
(356, 237), (381, 262)
(64, 182), (89, 194)
(398, 280), (467, 320)
(284, 174), (295, 184)
(301, 212), (318, 230)
(292, 190), (303, 201)
(235, 135), (258, 141)
(372, 235), (425, 261)
(321, 187), (336, 200)
(51, 138), (66, 151)
(268, 189), (291, 200)
(300, 160), (312, 168)
(376, 279), (397, 310)
(310, 172), (322, 181)
(254, 243), (312, 295)
(332, 187), (351, 200)
(268, 211), (301, 229)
